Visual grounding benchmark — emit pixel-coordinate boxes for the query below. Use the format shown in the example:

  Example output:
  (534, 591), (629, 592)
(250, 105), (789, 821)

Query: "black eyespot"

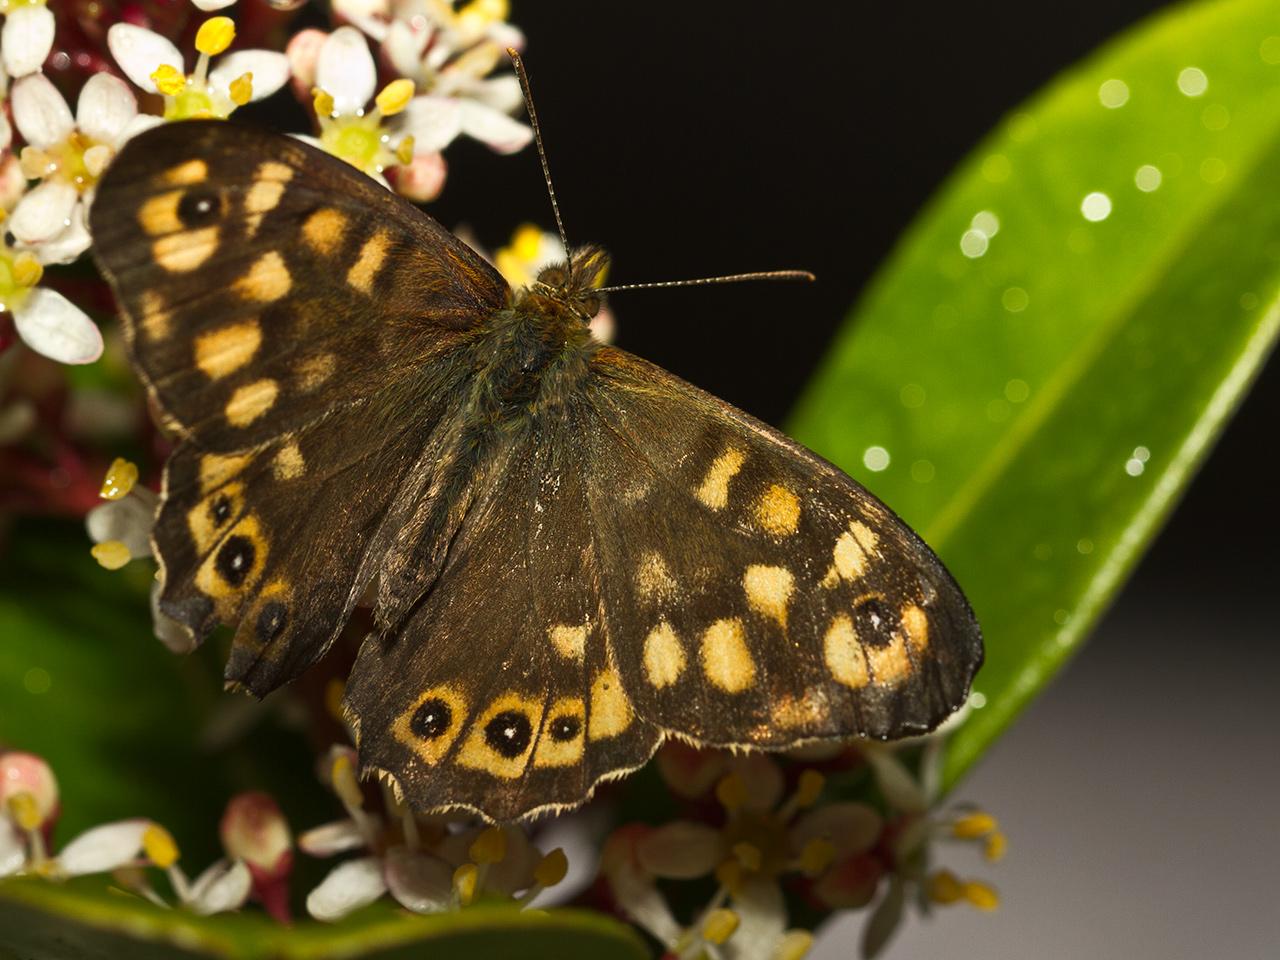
(215, 535), (255, 587)
(853, 597), (898, 647)
(256, 600), (287, 643)
(484, 709), (532, 758)
(410, 697), (452, 740)
(549, 715), (580, 742)
(210, 494), (232, 525)
(177, 189), (221, 226)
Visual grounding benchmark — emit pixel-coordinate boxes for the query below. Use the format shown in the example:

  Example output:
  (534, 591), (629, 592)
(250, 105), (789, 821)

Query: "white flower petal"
(384, 847), (453, 914)
(29, 205), (92, 265)
(470, 74), (524, 114)
(11, 73), (74, 149)
(728, 878), (788, 960)
(13, 287), (103, 365)
(861, 876), (906, 960)
(209, 50), (291, 103)
(637, 822), (722, 879)
(0, 113), (11, 153)
(383, 19), (429, 79)
(192, 0), (237, 9)
(57, 820), (149, 876)
(85, 488), (157, 559)
(151, 580), (197, 654)
(188, 859), (252, 915)
(2, 5), (55, 78)
(400, 95), (463, 153)
(76, 74), (138, 146)
(790, 802), (883, 860)
(121, 113), (167, 142)
(316, 26), (377, 113)
(728, 754), (785, 812)
(862, 745), (927, 814)
(457, 100), (532, 154)
(108, 24), (184, 94)
(0, 818), (26, 877)
(333, 0), (391, 40)
(607, 860), (680, 946)
(298, 819), (368, 857)
(306, 856), (388, 921)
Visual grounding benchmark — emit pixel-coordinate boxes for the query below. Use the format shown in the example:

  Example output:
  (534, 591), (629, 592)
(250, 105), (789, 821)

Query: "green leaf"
(788, 0), (1280, 786)
(0, 877), (649, 960)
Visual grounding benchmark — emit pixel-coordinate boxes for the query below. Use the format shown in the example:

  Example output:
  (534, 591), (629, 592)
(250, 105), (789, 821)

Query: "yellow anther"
(449, 40), (501, 80)
(12, 252), (43, 289)
(453, 862), (478, 905)
(926, 869), (965, 905)
(533, 848), (568, 888)
(7, 792), (42, 831)
(18, 146), (51, 179)
(715, 773), (746, 811)
(702, 908), (740, 945)
(100, 457), (139, 500)
(323, 679), (346, 725)
(91, 541), (132, 571)
(799, 837), (836, 877)
(229, 72), (253, 106)
(142, 823), (179, 868)
(375, 78), (415, 117)
(775, 930), (815, 960)
(469, 826), (507, 865)
(461, 0), (509, 22)
(984, 830), (1007, 863)
(951, 811), (998, 839)
(195, 16), (236, 57)
(394, 135), (416, 166)
(963, 880), (1000, 911)
(714, 858), (743, 894)
(312, 88), (335, 118)
(151, 64), (187, 97)
(511, 224), (544, 262)
(330, 753), (364, 813)
(793, 770), (825, 809)
(731, 841), (762, 872)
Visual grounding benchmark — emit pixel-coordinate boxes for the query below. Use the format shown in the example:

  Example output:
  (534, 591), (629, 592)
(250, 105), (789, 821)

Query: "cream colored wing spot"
(163, 158), (207, 185)
(235, 251), (292, 302)
(302, 208), (348, 256)
(245, 162), (291, 214)
(194, 320), (262, 380)
(635, 551), (678, 603)
(867, 634), (913, 686)
(901, 603), (929, 653)
(754, 483), (801, 536)
(824, 614), (870, 688)
(457, 692), (545, 779)
(700, 617), (755, 693)
(695, 447), (745, 510)
(153, 226), (219, 272)
(225, 378), (279, 427)
(392, 685), (468, 765)
(296, 353), (337, 392)
(194, 513), (268, 605)
(742, 564), (794, 628)
(588, 666), (633, 740)
(187, 481), (244, 553)
(199, 451), (252, 495)
(137, 291), (171, 341)
(533, 696), (586, 768)
(832, 520), (880, 582)
(642, 620), (686, 688)
(770, 693), (826, 730)
(549, 623), (587, 662)
(347, 230), (392, 293)
(138, 190), (184, 235)
(272, 442), (305, 481)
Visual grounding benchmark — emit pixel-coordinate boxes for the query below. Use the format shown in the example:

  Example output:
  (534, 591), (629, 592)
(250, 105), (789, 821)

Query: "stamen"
(312, 88), (335, 118)
(926, 869), (964, 904)
(453, 862), (478, 906)
(798, 837), (836, 876)
(375, 79), (416, 117)
(984, 831), (1007, 862)
(229, 72), (254, 106)
(330, 753), (364, 815)
(12, 253), (43, 289)
(142, 823), (180, 869)
(469, 826), (506, 865)
(533, 848), (567, 888)
(731, 841), (761, 872)
(702, 907), (739, 945)
(151, 64), (186, 96)
(91, 541), (132, 570)
(715, 773), (746, 812)
(100, 457), (139, 500)
(963, 880), (1000, 910)
(195, 17), (236, 57)
(395, 135), (416, 165)
(6, 792), (42, 831)
(951, 811), (998, 839)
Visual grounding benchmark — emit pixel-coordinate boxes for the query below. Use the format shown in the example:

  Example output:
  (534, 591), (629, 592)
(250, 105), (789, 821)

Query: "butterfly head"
(529, 244), (610, 322)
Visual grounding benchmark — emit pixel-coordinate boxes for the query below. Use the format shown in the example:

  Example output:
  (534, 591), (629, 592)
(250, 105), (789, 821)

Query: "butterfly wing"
(345, 345), (980, 821)
(89, 122), (509, 691)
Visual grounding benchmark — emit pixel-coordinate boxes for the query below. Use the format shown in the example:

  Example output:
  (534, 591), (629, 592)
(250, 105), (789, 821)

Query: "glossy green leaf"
(788, 0), (1280, 785)
(0, 877), (648, 960)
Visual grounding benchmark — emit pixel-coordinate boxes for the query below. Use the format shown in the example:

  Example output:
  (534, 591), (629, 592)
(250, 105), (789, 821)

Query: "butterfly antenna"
(596, 270), (816, 294)
(508, 49), (571, 257)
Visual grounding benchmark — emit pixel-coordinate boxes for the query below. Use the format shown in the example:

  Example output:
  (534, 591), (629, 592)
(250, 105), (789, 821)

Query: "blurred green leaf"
(789, 0), (1280, 785)
(0, 877), (648, 960)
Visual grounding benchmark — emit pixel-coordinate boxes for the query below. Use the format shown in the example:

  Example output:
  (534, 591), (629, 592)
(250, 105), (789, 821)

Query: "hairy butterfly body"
(90, 120), (982, 821)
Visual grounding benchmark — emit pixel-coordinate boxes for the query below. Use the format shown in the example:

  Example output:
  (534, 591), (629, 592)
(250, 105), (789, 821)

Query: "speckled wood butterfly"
(90, 113), (981, 821)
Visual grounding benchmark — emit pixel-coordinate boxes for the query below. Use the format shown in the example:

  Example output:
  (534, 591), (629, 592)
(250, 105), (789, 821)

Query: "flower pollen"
(91, 540), (132, 570)
(142, 823), (179, 868)
(702, 907), (740, 945)
(194, 17), (235, 57)
(100, 457), (139, 500)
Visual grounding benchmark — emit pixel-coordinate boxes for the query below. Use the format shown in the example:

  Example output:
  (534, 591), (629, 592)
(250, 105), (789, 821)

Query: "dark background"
(422, 3), (1277, 957)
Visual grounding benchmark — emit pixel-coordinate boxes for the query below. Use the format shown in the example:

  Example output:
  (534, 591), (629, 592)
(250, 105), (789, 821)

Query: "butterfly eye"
(410, 697), (453, 740)
(177, 188), (224, 227)
(536, 265), (567, 288)
(484, 709), (534, 758)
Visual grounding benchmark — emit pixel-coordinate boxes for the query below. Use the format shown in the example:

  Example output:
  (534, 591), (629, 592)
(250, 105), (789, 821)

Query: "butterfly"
(89, 115), (982, 822)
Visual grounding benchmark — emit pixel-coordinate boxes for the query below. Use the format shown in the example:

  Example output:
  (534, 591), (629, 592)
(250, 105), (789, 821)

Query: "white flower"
(9, 71), (144, 266)
(192, 0), (237, 9)
(0, 242), (102, 363)
(1, 1), (54, 79)
(108, 15), (289, 121)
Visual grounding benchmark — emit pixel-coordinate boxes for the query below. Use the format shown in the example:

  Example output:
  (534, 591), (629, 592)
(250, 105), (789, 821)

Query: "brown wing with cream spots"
(582, 348), (982, 746)
(89, 121), (507, 452)
(345, 407), (661, 822)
